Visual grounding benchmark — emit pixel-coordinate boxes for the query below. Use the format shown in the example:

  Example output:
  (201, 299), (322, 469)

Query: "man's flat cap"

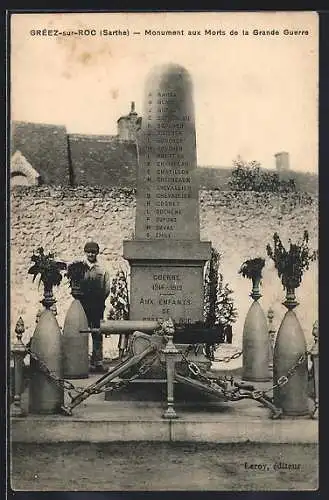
(84, 241), (100, 253)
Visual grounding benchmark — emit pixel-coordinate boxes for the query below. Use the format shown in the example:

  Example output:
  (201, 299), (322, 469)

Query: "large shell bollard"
(242, 279), (271, 382)
(63, 297), (89, 379)
(273, 290), (309, 417)
(29, 309), (64, 414)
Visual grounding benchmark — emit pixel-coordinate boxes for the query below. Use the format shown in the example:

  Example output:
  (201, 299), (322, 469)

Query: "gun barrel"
(99, 320), (159, 335)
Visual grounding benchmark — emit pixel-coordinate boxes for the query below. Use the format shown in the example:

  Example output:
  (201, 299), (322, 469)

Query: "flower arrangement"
(66, 261), (89, 287)
(238, 257), (265, 281)
(28, 247), (67, 290)
(266, 231), (318, 291)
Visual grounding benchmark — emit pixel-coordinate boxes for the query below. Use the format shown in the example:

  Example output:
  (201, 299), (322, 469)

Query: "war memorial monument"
(10, 63), (319, 491)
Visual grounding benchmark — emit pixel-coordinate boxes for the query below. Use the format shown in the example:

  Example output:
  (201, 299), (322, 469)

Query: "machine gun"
(60, 319), (282, 419)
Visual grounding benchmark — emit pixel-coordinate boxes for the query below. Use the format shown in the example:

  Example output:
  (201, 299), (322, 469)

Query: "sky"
(10, 11), (318, 172)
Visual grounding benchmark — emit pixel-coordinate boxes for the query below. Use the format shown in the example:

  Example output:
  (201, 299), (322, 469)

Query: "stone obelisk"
(123, 64), (211, 324)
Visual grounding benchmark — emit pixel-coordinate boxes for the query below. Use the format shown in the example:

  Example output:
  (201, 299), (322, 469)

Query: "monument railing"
(11, 316), (319, 420)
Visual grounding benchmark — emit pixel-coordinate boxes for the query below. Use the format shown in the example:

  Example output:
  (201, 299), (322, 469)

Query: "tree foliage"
(228, 157), (296, 192)
(204, 246), (238, 329)
(108, 269), (130, 320)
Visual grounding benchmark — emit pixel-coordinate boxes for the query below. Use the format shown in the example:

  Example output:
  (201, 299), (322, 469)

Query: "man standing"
(80, 241), (111, 373)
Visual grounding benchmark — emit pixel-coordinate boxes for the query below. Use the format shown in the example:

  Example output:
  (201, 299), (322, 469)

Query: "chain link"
(27, 348), (83, 392)
(184, 344), (242, 366)
(180, 350), (201, 376)
(258, 351), (309, 397)
(211, 350), (243, 363)
(179, 350), (228, 389)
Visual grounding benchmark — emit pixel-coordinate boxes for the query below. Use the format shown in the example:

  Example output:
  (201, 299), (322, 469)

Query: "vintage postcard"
(9, 11), (318, 491)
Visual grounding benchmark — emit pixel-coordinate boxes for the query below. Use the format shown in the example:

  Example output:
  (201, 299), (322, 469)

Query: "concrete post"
(162, 335), (181, 419)
(310, 320), (319, 419)
(11, 317), (27, 417)
(267, 307), (276, 373)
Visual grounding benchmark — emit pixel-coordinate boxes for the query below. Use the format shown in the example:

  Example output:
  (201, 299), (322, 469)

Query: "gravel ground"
(11, 442), (318, 491)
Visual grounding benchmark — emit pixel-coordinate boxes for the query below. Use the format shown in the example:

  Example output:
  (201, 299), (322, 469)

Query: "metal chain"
(180, 345), (315, 401)
(183, 344), (243, 366)
(200, 345), (243, 363)
(180, 349), (202, 376)
(66, 354), (160, 401)
(27, 346), (159, 398)
(180, 346), (241, 383)
(179, 350), (234, 394)
(87, 352), (160, 396)
(27, 341), (316, 405)
(212, 350), (243, 363)
(27, 348), (83, 392)
(255, 351), (309, 399)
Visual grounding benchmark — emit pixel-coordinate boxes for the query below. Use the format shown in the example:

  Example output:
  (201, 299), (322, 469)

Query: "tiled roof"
(11, 121), (70, 185)
(67, 133), (138, 187)
(10, 121), (318, 193)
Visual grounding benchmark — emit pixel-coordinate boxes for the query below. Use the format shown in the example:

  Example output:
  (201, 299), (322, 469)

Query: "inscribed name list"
(135, 64), (200, 241)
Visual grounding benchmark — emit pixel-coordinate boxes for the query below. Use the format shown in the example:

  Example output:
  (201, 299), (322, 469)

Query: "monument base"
(119, 239), (213, 403)
(123, 239), (211, 324)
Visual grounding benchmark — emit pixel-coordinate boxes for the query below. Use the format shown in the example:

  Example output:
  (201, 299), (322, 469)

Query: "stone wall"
(10, 187), (318, 358)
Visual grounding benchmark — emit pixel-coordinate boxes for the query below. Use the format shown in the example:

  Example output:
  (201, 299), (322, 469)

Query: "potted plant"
(28, 247), (67, 308)
(266, 231), (318, 417)
(266, 231), (317, 308)
(66, 261), (89, 299)
(238, 257), (265, 301)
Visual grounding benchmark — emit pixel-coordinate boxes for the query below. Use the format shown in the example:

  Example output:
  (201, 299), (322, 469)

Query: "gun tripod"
(61, 331), (282, 419)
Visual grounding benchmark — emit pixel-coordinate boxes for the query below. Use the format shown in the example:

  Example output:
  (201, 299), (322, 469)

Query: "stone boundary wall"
(10, 187), (318, 358)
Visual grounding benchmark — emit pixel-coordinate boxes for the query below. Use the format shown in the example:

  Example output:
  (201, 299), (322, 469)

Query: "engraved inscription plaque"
(129, 265), (204, 323)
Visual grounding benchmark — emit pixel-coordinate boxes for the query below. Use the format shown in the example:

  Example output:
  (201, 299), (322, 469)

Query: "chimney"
(274, 152), (290, 172)
(130, 101), (137, 115)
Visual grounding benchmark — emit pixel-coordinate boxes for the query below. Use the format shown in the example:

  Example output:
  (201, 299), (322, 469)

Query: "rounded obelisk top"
(144, 63), (193, 98)
(146, 63), (192, 80)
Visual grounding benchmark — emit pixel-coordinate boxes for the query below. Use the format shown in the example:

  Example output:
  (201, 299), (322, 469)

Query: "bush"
(204, 246), (238, 329)
(228, 157), (296, 193)
(108, 269), (130, 320)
